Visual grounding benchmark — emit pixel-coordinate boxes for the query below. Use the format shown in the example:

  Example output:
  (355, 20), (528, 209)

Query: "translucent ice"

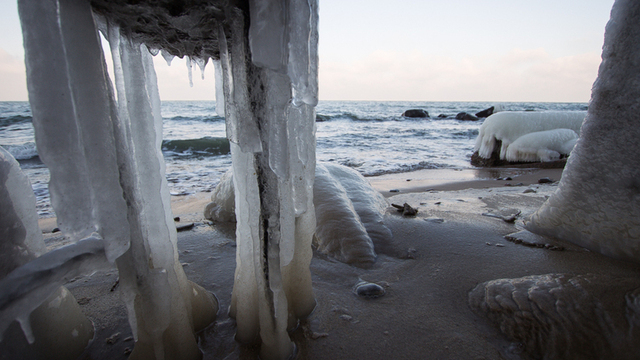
(248, 0), (288, 72)
(213, 60), (226, 117)
(475, 111), (586, 160)
(527, 0), (640, 262)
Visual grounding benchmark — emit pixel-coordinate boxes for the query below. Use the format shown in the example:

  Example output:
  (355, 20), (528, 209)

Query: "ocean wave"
(167, 115), (224, 122)
(162, 137), (230, 157)
(0, 115), (32, 126)
(341, 160), (448, 177)
(1, 142), (39, 161)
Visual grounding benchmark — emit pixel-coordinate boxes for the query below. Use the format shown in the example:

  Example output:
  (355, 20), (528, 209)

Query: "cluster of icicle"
(474, 111), (586, 163)
(219, 1), (321, 359)
(13, 0), (217, 359)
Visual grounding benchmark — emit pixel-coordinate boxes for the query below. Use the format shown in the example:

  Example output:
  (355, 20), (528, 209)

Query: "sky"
(0, 0), (615, 102)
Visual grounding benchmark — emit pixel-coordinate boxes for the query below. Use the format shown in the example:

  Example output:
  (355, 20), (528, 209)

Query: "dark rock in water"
(402, 109), (429, 118)
(455, 112), (479, 121)
(538, 177), (554, 184)
(354, 282), (386, 298)
(437, 114), (448, 119)
(475, 106), (495, 118)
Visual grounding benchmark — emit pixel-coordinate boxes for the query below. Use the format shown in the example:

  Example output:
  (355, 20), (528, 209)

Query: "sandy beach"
(34, 167), (640, 359)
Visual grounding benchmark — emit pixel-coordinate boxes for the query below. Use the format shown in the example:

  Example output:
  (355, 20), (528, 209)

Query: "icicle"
(160, 49), (174, 66)
(287, 0), (319, 107)
(195, 56), (207, 80)
(147, 47), (160, 56)
(213, 60), (225, 117)
(186, 56), (194, 87)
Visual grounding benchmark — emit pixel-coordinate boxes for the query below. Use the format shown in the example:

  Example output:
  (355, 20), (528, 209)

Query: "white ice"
(204, 163), (392, 265)
(527, 0), (640, 262)
(504, 128), (578, 162)
(475, 111), (586, 160)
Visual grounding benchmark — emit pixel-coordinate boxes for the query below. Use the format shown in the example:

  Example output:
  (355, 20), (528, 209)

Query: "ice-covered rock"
(527, 0), (640, 262)
(475, 111), (586, 160)
(206, 164), (393, 265)
(504, 128), (578, 162)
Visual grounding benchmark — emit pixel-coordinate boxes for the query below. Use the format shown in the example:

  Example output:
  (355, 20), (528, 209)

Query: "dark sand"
(35, 168), (640, 359)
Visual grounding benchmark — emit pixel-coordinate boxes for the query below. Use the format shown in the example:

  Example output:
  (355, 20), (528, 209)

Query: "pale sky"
(0, 0), (615, 102)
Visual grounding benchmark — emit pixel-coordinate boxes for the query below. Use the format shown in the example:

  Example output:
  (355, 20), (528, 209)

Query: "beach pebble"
(389, 189), (400, 193)
(523, 188), (537, 193)
(354, 282), (386, 299)
(538, 177), (554, 183)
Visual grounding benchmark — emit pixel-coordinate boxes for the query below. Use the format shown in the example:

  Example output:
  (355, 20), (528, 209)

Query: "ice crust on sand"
(475, 111), (586, 160)
(527, 0), (640, 262)
(504, 128), (578, 163)
(205, 163), (392, 265)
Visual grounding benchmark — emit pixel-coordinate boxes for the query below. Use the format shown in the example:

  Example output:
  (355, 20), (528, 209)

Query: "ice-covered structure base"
(205, 164), (393, 265)
(527, 0), (640, 262)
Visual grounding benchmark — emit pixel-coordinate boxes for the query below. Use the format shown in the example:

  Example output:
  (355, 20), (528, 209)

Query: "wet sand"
(37, 167), (640, 359)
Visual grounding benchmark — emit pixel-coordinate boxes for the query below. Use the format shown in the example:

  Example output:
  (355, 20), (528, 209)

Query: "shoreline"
(34, 166), (640, 359)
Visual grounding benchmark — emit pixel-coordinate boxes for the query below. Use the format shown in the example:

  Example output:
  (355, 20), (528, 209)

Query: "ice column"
(527, 0), (640, 261)
(221, 1), (318, 358)
(19, 1), (217, 359)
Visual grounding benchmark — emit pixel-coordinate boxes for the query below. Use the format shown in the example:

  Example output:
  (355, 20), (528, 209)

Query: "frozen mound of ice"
(205, 163), (392, 264)
(475, 111), (586, 160)
(504, 128), (578, 162)
(204, 170), (236, 222)
(527, 0), (640, 262)
(469, 274), (640, 360)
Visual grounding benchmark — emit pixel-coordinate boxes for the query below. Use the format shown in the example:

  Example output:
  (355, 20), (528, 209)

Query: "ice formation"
(205, 164), (392, 265)
(475, 111), (586, 160)
(0, 147), (95, 359)
(469, 274), (640, 359)
(16, 0), (218, 358)
(527, 0), (640, 262)
(504, 128), (578, 162)
(314, 163), (392, 264)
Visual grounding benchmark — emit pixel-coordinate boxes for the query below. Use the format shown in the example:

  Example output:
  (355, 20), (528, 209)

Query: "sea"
(0, 100), (588, 217)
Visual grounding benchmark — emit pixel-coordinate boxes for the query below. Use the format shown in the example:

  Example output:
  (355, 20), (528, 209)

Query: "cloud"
(319, 48), (601, 102)
(0, 48), (28, 101)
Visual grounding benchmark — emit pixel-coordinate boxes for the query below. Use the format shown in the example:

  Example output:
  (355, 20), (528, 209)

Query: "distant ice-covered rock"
(504, 128), (578, 163)
(205, 163), (392, 265)
(474, 111), (586, 160)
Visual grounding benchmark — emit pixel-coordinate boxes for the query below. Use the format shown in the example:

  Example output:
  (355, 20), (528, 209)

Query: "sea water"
(0, 100), (588, 217)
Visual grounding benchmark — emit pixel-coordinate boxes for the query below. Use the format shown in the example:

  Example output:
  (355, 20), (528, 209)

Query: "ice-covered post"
(18, 0), (217, 359)
(527, 0), (640, 261)
(219, 0), (319, 358)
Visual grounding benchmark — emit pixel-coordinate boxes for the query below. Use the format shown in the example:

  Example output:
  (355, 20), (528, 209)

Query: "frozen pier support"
(9, 0), (318, 358)
(527, 0), (640, 261)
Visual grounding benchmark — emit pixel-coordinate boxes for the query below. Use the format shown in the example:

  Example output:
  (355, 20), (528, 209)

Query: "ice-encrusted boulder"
(474, 111), (586, 160)
(504, 128), (578, 163)
(527, 0), (640, 262)
(205, 163), (393, 265)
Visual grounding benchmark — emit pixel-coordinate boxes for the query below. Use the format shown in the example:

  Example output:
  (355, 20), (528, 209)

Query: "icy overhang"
(89, 0), (246, 59)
